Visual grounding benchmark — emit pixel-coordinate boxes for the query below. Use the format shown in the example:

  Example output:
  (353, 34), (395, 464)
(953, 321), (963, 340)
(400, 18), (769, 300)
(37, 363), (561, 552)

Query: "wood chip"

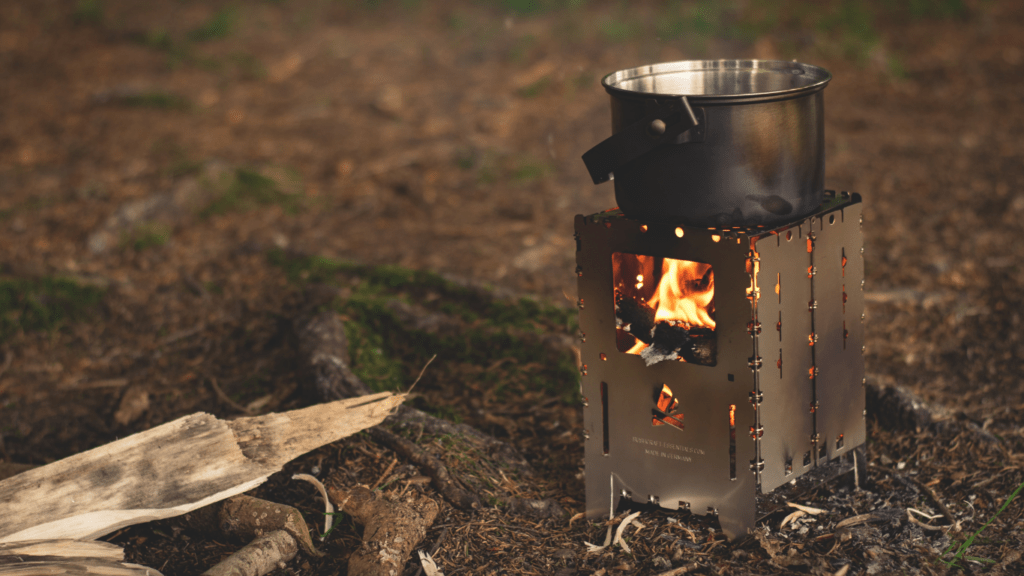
(835, 513), (880, 530)
(786, 502), (826, 515)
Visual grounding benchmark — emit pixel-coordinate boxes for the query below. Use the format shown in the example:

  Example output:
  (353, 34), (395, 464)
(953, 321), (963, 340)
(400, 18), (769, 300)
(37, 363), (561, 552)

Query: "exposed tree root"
(325, 482), (439, 576)
(293, 308), (563, 518)
(201, 530), (298, 576)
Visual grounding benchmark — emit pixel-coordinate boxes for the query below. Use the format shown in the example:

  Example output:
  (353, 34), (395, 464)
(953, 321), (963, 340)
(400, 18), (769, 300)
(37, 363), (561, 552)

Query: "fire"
(647, 259), (715, 329)
(613, 253), (716, 365)
(653, 384), (684, 429)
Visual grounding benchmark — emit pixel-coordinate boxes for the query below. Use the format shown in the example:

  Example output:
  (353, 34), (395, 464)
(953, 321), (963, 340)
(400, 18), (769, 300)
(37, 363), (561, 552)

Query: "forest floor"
(1, 0), (1023, 574)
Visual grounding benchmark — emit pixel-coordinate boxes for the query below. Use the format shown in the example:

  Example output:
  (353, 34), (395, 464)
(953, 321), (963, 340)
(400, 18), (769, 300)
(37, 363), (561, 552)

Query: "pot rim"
(602, 59), (832, 105)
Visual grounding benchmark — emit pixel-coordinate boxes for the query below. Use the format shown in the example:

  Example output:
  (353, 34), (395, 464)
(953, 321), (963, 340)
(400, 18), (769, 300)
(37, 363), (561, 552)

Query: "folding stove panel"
(575, 192), (864, 539)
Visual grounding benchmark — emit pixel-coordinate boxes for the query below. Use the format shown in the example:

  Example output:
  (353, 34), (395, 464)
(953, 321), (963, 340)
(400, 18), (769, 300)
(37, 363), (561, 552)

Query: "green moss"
(73, 0), (104, 25)
(0, 277), (104, 342)
(189, 8), (238, 42)
(267, 252), (580, 401)
(121, 222), (170, 251)
(201, 169), (303, 217)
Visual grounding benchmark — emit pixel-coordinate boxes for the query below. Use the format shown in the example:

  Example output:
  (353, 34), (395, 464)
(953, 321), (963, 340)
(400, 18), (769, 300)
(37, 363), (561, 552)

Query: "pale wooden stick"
(0, 392), (405, 543)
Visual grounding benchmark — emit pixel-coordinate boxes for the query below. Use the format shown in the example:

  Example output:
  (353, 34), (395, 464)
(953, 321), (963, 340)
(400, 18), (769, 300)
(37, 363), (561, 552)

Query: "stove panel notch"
(576, 192), (865, 539)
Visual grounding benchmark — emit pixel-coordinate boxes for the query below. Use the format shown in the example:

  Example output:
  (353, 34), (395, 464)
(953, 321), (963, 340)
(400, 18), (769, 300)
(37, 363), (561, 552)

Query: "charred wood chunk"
(641, 323), (716, 366)
(615, 294), (655, 344)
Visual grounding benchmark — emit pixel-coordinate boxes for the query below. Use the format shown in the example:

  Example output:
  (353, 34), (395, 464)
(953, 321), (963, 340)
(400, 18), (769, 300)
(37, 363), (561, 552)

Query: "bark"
(325, 482), (439, 576)
(201, 530), (298, 576)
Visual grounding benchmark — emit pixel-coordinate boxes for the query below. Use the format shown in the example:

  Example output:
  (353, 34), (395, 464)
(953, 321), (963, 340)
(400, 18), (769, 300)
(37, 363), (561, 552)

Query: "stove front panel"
(575, 214), (757, 538)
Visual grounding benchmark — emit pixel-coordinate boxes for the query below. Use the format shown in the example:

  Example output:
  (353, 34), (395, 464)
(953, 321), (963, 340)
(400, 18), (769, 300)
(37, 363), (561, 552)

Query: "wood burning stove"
(574, 191), (866, 538)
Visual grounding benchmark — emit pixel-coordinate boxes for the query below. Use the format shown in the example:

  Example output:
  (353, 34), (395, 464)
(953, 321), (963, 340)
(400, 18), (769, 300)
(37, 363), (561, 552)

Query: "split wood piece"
(0, 462), (35, 482)
(201, 530), (297, 576)
(0, 391), (405, 543)
(294, 311), (564, 517)
(0, 539), (162, 576)
(182, 495), (319, 557)
(325, 481), (439, 576)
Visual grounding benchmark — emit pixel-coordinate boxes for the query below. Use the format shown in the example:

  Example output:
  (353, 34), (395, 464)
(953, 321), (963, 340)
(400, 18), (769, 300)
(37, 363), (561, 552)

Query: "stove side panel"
(754, 225), (816, 493)
(811, 199), (866, 461)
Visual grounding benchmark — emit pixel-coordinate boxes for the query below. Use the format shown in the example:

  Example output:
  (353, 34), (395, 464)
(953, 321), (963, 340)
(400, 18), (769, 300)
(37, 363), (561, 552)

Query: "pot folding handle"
(581, 96), (700, 185)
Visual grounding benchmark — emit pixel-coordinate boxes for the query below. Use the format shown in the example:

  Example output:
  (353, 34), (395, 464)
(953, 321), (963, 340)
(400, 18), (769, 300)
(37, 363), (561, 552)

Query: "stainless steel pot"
(582, 60), (832, 227)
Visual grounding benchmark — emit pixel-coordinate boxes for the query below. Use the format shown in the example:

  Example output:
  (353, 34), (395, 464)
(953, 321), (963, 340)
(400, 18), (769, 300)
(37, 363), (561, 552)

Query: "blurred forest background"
(1, 0), (1023, 574)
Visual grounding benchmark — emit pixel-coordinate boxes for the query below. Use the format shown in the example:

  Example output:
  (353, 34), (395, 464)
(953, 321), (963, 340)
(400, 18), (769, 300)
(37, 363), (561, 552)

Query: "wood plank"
(0, 392), (404, 543)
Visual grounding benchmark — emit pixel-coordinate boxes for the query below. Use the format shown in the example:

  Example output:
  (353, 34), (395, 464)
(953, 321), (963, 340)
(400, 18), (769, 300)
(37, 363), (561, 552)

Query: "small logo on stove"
(632, 436), (705, 458)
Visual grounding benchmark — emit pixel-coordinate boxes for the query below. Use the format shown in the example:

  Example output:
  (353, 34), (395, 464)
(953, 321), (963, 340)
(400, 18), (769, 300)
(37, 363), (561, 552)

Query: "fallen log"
(293, 309), (563, 519)
(0, 391), (405, 543)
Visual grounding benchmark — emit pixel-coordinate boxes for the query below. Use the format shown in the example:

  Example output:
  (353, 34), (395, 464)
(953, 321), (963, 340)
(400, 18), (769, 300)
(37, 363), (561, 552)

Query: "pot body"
(598, 60), (830, 227)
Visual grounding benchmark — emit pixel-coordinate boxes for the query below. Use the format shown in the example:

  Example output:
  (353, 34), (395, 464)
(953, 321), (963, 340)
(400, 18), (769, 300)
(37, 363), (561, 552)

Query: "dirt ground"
(1, 1), (1024, 574)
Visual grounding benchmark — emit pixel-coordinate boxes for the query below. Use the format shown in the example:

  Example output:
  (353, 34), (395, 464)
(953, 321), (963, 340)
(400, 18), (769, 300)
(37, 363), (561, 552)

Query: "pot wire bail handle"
(581, 96), (700, 185)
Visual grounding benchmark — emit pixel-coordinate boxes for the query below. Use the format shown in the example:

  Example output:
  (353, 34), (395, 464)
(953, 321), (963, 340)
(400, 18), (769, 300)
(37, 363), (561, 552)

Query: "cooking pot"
(582, 60), (832, 227)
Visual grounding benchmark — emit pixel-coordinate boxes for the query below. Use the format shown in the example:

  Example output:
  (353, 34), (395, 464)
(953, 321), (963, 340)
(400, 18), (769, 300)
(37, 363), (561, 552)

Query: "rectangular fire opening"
(612, 252), (716, 366)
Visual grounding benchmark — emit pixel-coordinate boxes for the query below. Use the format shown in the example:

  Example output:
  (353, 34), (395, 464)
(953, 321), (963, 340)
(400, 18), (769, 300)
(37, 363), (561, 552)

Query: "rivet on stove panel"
(862, 377), (867, 386)
(600, 353), (607, 361)
(576, 265), (583, 277)
(580, 364), (588, 376)
(808, 333), (817, 346)
(861, 345), (866, 354)
(674, 227), (684, 238)
(578, 298), (585, 309)
(808, 300), (817, 311)
(809, 401), (818, 413)
(583, 430), (590, 439)
(785, 460), (793, 476)
(579, 331), (586, 343)
(582, 397), (589, 407)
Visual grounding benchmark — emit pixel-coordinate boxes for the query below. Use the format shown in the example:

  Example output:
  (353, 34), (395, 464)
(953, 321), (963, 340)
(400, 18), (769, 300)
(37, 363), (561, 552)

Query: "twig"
(292, 474), (334, 540)
(408, 354), (437, 393)
(368, 427), (481, 510)
(906, 510), (947, 532)
(371, 456), (398, 491)
(208, 377), (254, 415)
(907, 475), (955, 525)
(412, 526), (449, 576)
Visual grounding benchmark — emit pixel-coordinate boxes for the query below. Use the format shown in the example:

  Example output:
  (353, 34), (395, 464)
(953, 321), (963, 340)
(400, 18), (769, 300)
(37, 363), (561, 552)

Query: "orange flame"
(647, 259), (715, 329)
(653, 384), (684, 429)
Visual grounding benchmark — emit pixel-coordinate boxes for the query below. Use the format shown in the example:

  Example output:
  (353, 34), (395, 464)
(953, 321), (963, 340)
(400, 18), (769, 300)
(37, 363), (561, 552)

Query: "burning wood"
(613, 253), (716, 366)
